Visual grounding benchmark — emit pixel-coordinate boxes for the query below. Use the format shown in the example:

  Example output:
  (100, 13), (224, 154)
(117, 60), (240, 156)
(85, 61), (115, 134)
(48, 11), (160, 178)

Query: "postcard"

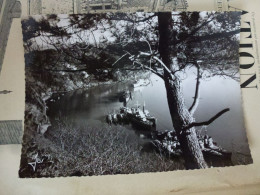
(19, 11), (252, 177)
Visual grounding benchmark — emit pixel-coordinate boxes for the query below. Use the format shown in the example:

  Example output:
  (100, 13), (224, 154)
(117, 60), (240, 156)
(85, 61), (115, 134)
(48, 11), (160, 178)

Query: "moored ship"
(106, 103), (157, 131)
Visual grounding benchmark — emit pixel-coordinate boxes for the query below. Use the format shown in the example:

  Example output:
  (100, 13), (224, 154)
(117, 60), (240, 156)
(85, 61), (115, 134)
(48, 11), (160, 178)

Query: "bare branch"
(139, 52), (172, 75)
(189, 62), (201, 115)
(184, 108), (230, 130)
(90, 30), (98, 48)
(133, 60), (164, 79)
(144, 40), (153, 68)
(112, 53), (129, 66)
(153, 56), (172, 75)
(110, 50), (163, 79)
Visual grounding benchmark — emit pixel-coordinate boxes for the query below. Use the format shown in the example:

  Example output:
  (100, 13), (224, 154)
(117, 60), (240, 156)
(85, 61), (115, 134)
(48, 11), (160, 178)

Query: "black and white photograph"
(19, 11), (252, 178)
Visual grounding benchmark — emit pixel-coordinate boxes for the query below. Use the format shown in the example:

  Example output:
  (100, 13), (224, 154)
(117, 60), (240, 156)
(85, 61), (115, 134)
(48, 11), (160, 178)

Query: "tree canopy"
(22, 11), (241, 81)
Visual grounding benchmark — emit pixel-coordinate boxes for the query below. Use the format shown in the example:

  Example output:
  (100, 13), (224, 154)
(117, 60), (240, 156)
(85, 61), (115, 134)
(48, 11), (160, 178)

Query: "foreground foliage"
(20, 121), (185, 177)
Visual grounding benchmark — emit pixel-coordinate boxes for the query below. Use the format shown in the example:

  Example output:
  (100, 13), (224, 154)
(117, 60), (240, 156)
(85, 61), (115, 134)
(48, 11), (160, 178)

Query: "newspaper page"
(0, 0), (21, 72)
(0, 0), (260, 194)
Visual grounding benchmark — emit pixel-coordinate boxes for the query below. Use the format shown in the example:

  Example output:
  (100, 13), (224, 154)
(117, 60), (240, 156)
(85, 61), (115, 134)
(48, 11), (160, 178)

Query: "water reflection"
(47, 70), (251, 162)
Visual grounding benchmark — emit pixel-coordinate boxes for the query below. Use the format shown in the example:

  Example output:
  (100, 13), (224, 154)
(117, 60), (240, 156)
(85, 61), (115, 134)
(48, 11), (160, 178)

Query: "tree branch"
(187, 29), (240, 43)
(189, 17), (215, 37)
(139, 52), (172, 75)
(132, 60), (164, 79)
(90, 30), (98, 48)
(144, 40), (153, 69)
(184, 108), (230, 130)
(189, 62), (201, 115)
(112, 53), (129, 66)
(177, 17), (216, 44)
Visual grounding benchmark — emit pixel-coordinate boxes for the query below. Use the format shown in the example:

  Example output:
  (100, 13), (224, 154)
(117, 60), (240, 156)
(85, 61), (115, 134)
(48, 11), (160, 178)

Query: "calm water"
(47, 69), (252, 159)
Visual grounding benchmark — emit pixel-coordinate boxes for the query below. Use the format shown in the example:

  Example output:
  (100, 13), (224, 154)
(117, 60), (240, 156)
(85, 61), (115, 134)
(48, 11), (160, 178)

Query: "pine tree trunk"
(158, 12), (208, 169)
(164, 79), (208, 169)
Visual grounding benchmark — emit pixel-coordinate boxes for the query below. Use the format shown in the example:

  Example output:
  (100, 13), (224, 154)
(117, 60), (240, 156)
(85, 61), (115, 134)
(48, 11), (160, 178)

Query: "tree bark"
(158, 12), (208, 169)
(164, 78), (208, 169)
